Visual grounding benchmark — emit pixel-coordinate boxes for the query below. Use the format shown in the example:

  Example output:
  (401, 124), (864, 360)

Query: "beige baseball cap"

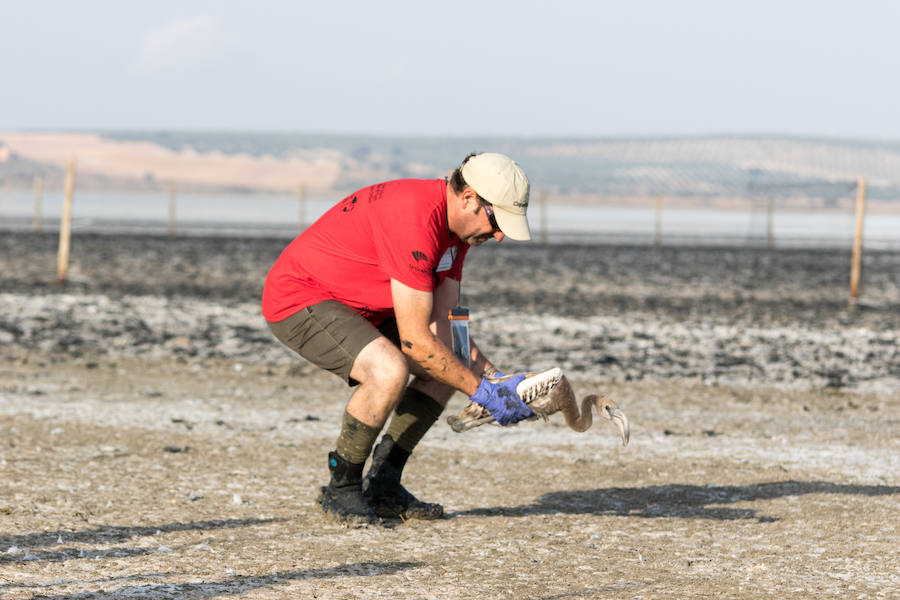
(461, 153), (531, 241)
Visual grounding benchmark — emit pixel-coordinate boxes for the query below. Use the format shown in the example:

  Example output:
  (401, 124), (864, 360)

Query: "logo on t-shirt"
(409, 250), (432, 275)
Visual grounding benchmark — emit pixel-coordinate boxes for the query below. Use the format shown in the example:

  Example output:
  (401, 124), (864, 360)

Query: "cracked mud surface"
(1, 232), (898, 598)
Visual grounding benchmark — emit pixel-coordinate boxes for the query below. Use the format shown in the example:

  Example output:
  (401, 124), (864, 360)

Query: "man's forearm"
(468, 337), (497, 377)
(402, 333), (481, 396)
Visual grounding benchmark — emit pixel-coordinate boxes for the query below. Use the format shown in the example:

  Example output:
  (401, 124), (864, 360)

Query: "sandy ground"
(1, 232), (899, 599)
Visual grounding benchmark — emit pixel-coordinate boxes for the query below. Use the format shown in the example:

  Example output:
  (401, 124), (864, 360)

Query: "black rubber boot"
(362, 436), (443, 520)
(316, 451), (378, 525)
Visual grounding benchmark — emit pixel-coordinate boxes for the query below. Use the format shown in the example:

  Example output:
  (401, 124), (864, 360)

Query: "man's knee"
(351, 337), (409, 389)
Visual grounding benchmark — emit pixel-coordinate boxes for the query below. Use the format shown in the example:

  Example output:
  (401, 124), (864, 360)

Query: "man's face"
(460, 196), (505, 246)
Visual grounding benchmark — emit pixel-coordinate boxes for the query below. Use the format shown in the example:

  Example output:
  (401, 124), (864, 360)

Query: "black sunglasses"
(482, 203), (501, 233)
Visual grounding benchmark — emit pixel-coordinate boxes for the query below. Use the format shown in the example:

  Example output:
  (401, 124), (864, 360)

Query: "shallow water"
(3, 189), (899, 248)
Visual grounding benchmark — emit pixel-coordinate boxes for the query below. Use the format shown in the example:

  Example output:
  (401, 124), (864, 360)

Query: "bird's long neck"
(560, 394), (597, 432)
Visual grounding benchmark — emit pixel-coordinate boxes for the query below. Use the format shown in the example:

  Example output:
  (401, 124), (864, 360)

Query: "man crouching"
(262, 153), (534, 524)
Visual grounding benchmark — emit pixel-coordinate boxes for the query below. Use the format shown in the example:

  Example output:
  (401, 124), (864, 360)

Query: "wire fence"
(2, 184), (899, 250)
(3, 161), (899, 309)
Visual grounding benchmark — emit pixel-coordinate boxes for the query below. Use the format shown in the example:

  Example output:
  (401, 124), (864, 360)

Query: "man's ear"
(462, 188), (479, 210)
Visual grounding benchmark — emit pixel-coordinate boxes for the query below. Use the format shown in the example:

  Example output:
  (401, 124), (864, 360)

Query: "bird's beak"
(604, 405), (630, 446)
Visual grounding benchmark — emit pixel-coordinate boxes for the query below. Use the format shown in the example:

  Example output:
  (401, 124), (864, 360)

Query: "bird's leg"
(529, 405), (552, 422)
(446, 413), (496, 433)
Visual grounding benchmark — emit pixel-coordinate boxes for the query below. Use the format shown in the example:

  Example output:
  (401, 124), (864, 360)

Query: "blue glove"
(469, 375), (534, 426)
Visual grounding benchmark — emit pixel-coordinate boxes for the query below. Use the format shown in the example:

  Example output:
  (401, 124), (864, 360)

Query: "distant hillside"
(2, 131), (899, 207)
(88, 131), (900, 206)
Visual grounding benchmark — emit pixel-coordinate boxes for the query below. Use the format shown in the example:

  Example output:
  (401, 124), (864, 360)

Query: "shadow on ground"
(7, 562), (426, 600)
(0, 518), (283, 564)
(449, 481), (900, 522)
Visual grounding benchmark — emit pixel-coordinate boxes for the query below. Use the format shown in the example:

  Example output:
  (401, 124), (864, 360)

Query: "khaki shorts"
(267, 300), (400, 386)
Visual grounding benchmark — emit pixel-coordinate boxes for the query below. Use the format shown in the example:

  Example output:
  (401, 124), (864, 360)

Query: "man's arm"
(391, 278), (481, 396)
(469, 339), (499, 377)
(430, 277), (498, 377)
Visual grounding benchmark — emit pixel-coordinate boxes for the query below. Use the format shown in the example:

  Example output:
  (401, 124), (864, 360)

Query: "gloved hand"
(469, 375), (534, 426)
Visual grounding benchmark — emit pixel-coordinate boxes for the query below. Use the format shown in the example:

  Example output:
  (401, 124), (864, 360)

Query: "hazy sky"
(1, 1), (898, 139)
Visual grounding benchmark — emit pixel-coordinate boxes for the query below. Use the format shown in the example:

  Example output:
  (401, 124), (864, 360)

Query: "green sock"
(335, 411), (382, 464)
(384, 388), (444, 453)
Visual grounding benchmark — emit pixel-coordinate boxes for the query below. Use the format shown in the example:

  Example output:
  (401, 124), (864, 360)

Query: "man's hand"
(469, 375), (533, 425)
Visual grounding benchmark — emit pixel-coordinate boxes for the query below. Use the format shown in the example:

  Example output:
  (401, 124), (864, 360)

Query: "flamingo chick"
(447, 368), (630, 446)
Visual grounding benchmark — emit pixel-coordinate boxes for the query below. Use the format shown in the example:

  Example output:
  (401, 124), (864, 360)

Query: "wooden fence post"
(57, 158), (76, 285)
(34, 176), (43, 234)
(849, 178), (867, 304)
(168, 182), (177, 238)
(299, 185), (307, 233)
(1, 178), (9, 223)
(539, 189), (548, 246)
(654, 195), (663, 246)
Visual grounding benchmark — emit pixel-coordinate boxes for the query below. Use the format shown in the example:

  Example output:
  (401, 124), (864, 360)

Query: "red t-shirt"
(262, 178), (469, 324)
